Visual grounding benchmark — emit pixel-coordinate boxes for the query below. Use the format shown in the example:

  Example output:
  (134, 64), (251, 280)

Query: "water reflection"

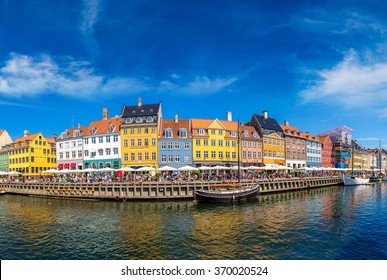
(1, 183), (387, 260)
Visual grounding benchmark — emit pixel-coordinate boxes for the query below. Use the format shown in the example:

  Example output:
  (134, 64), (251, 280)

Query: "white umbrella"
(118, 167), (136, 172)
(158, 165), (177, 171)
(212, 165), (231, 170)
(0, 171), (8, 175)
(178, 165), (199, 171)
(263, 164), (278, 170)
(82, 168), (96, 172)
(247, 166), (264, 170)
(135, 166), (156, 172)
(277, 165), (292, 170)
(41, 169), (59, 174)
(8, 171), (23, 175)
(97, 167), (115, 172)
(198, 166), (213, 170)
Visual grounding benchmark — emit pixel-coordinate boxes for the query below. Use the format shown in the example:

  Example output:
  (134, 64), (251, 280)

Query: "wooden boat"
(0, 190), (6, 195)
(194, 184), (260, 203)
(343, 174), (369, 186)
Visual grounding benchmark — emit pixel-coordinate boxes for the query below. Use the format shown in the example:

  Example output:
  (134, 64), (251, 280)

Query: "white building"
(83, 115), (121, 169)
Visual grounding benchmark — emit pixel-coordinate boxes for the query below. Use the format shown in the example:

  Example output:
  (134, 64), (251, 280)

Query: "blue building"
(304, 132), (322, 168)
(159, 115), (192, 169)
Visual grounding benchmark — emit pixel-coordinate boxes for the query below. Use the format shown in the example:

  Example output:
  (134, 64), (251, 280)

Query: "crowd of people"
(0, 169), (353, 185)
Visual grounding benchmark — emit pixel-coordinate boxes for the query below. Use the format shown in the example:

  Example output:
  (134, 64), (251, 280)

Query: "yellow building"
(6, 130), (56, 176)
(191, 118), (239, 166)
(120, 98), (162, 168)
(247, 111), (285, 166)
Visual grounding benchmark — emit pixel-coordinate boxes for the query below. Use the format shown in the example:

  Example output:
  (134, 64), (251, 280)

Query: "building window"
(165, 129), (173, 138)
(196, 151), (201, 158)
(168, 155), (173, 162)
(198, 129), (205, 135)
(179, 129), (187, 138)
(144, 152), (149, 160)
(184, 142), (189, 150)
(184, 155), (189, 163)
(113, 148), (119, 155)
(130, 139), (135, 146)
(152, 152), (156, 160)
(161, 155), (166, 162)
(161, 142), (166, 150)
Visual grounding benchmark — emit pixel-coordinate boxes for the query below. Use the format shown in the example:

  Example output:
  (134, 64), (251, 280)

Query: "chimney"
(52, 134), (57, 141)
(262, 110), (268, 119)
(138, 97), (142, 107)
(103, 108), (108, 120)
(78, 122), (82, 129)
(175, 114), (179, 123)
(24, 130), (29, 137)
(226, 111), (232, 121)
(284, 120), (289, 126)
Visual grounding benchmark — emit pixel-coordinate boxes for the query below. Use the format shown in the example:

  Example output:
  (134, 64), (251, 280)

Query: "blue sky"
(1, 0), (387, 148)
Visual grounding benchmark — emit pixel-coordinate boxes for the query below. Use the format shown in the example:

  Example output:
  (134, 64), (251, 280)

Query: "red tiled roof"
(85, 117), (121, 136)
(160, 119), (191, 139)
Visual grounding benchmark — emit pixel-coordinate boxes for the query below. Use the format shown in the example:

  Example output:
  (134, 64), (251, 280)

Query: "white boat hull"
(343, 175), (370, 186)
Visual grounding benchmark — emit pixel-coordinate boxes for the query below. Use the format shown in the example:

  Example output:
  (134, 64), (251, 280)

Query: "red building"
(318, 136), (334, 168)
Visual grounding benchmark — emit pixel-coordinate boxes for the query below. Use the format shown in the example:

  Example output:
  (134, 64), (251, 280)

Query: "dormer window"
(243, 130), (249, 137)
(61, 132), (67, 139)
(146, 116), (153, 122)
(125, 117), (132, 124)
(198, 129), (205, 135)
(179, 129), (187, 138)
(132, 110), (136, 113)
(150, 109), (153, 112)
(91, 127), (97, 135)
(136, 116), (143, 123)
(231, 131), (236, 137)
(165, 129), (173, 138)
(108, 124), (115, 133)
(74, 130), (80, 137)
(253, 132), (258, 138)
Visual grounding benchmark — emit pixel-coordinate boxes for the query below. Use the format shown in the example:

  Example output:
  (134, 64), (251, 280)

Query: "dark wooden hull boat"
(194, 184), (260, 203)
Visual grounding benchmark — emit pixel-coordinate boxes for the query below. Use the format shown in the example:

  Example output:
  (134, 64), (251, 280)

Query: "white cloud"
(159, 76), (237, 95)
(0, 53), (236, 99)
(0, 53), (149, 98)
(80, 0), (102, 55)
(300, 49), (387, 109)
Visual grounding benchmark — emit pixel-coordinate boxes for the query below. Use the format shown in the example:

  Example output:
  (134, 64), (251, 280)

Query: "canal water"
(1, 183), (387, 260)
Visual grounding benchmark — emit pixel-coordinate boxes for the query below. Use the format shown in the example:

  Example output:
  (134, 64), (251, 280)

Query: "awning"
(57, 164), (63, 169)
(70, 163), (76, 169)
(64, 163), (69, 168)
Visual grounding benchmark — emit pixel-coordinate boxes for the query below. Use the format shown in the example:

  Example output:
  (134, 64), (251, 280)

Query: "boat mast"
(380, 138), (382, 175)
(237, 118), (240, 184)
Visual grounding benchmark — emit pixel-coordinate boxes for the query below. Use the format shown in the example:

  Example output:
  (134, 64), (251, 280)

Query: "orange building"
(280, 121), (306, 169)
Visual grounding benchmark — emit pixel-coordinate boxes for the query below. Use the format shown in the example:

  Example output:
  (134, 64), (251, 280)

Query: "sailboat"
(194, 120), (260, 203)
(343, 140), (369, 186)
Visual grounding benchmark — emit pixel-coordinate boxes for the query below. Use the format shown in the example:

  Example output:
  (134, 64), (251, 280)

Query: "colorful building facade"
(240, 124), (262, 167)
(6, 131), (56, 176)
(83, 115), (121, 169)
(56, 125), (88, 170)
(120, 98), (161, 169)
(319, 126), (352, 168)
(247, 111), (285, 166)
(303, 132), (322, 168)
(0, 130), (13, 172)
(319, 136), (334, 168)
(159, 116), (192, 168)
(280, 121), (306, 169)
(191, 117), (239, 167)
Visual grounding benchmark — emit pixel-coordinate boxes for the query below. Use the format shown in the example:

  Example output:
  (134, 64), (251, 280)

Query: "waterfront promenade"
(0, 176), (342, 200)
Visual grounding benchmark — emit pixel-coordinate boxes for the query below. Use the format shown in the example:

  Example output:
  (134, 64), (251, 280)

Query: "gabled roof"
(240, 124), (260, 140)
(302, 132), (321, 142)
(121, 103), (160, 117)
(11, 133), (55, 147)
(252, 114), (283, 132)
(318, 135), (332, 144)
(58, 126), (89, 140)
(160, 119), (191, 139)
(279, 124), (306, 139)
(85, 117), (121, 136)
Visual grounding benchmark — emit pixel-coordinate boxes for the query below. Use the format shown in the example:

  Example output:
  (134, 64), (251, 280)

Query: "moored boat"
(343, 174), (370, 186)
(194, 184), (260, 203)
(0, 190), (6, 195)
